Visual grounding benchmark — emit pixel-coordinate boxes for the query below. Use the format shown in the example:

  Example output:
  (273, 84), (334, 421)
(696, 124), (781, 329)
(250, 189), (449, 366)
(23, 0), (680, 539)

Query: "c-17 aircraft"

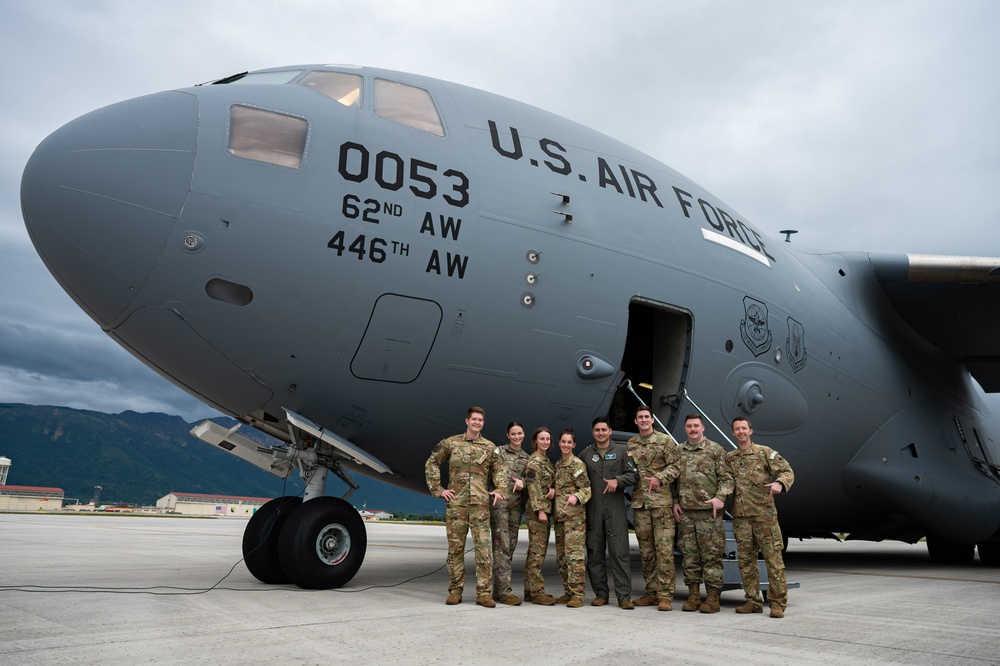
(20, 64), (1000, 589)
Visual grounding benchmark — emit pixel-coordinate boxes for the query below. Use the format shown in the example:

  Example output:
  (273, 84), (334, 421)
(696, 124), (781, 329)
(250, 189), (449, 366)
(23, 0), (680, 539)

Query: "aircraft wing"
(870, 253), (1000, 392)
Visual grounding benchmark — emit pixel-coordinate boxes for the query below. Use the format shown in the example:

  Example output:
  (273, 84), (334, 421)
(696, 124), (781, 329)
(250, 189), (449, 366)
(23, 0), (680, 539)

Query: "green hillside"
(0, 403), (442, 516)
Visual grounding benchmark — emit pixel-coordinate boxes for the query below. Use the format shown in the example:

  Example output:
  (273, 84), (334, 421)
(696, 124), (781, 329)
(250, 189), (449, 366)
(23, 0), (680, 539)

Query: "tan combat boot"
(700, 587), (721, 613)
(734, 600), (763, 614)
(682, 584), (701, 612)
(633, 593), (658, 606)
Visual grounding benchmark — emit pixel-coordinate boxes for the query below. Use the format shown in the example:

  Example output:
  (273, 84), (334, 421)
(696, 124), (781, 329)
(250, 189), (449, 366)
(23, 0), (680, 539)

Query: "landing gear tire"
(926, 534), (975, 565)
(242, 496), (302, 584)
(278, 496), (367, 589)
(977, 540), (1000, 567)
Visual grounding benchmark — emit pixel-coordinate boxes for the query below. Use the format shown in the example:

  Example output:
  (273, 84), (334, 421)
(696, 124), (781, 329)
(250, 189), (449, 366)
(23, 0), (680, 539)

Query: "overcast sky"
(1, 1), (998, 422)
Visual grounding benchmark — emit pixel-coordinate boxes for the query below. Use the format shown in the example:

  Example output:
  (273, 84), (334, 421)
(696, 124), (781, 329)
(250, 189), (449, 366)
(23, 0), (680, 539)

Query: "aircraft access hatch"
(350, 293), (442, 384)
(610, 298), (692, 433)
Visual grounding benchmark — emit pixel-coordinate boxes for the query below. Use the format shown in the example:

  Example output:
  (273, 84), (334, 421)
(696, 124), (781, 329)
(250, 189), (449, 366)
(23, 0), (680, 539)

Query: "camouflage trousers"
(633, 506), (676, 599)
(554, 515), (586, 598)
(677, 509), (726, 589)
(523, 516), (551, 598)
(733, 514), (787, 609)
(446, 503), (493, 596)
(489, 499), (523, 597)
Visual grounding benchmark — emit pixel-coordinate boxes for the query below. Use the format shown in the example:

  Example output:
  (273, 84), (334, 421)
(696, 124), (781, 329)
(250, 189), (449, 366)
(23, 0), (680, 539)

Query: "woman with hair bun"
(523, 426), (557, 605)
(553, 428), (591, 608)
(490, 420), (530, 605)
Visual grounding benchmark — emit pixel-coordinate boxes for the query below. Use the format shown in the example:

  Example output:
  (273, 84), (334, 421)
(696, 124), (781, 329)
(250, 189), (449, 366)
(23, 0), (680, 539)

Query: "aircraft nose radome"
(20, 91), (198, 326)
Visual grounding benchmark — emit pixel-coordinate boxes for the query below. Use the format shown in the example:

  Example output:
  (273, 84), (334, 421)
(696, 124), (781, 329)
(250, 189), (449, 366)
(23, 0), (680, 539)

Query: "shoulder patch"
(769, 450), (778, 460)
(574, 468), (584, 478)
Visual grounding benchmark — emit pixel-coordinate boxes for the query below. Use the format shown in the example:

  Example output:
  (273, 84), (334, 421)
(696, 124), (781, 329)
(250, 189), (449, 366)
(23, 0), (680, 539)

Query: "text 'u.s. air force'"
(487, 120), (775, 265)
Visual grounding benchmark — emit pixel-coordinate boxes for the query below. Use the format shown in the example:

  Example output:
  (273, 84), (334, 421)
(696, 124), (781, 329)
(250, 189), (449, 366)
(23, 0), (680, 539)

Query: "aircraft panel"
(350, 294), (443, 383)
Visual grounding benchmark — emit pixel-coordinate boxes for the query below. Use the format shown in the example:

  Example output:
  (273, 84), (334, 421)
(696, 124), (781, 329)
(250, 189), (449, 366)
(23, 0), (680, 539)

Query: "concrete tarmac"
(2, 514), (999, 665)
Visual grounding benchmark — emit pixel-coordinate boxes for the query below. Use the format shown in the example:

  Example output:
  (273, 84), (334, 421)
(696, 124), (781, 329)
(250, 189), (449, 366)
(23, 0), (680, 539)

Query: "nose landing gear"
(195, 409), (393, 589)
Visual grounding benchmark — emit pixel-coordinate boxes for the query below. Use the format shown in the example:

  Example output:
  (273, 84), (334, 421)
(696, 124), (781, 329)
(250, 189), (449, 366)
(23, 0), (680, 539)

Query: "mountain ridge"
(0, 403), (442, 516)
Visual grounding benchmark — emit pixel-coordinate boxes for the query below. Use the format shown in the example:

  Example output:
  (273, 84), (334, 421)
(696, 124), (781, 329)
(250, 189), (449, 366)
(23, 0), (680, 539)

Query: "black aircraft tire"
(242, 496), (303, 584)
(977, 541), (1000, 567)
(278, 497), (367, 589)
(926, 533), (976, 565)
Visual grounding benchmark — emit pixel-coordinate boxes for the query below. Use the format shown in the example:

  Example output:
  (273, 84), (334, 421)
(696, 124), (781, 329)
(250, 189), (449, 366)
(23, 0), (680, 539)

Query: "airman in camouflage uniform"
(581, 416), (638, 609)
(726, 416), (794, 618)
(523, 427), (557, 605)
(553, 429), (591, 608)
(673, 413), (734, 613)
(490, 420), (531, 605)
(425, 406), (507, 608)
(627, 406), (681, 611)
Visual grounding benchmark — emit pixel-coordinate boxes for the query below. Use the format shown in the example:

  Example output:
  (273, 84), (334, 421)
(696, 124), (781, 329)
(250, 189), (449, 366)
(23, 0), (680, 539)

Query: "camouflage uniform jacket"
(425, 433), (507, 508)
(725, 443), (794, 518)
(498, 444), (531, 509)
(553, 455), (591, 522)
(675, 438), (734, 510)
(524, 451), (555, 515)
(627, 431), (681, 510)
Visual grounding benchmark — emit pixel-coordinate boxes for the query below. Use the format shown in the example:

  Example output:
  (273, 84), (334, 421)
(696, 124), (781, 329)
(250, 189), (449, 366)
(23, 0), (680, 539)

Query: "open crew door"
(609, 297), (693, 434)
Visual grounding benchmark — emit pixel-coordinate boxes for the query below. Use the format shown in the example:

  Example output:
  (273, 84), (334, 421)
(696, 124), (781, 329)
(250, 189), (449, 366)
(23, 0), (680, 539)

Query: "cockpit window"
(373, 78), (444, 136)
(228, 105), (308, 169)
(297, 71), (362, 108)
(227, 70), (304, 85)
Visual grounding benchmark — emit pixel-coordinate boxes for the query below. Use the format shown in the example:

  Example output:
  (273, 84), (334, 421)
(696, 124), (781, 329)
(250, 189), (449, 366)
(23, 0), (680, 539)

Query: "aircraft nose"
(21, 91), (198, 326)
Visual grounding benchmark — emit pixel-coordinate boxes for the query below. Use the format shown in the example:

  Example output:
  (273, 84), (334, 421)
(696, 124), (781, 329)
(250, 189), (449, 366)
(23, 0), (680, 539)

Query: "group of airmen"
(425, 405), (795, 618)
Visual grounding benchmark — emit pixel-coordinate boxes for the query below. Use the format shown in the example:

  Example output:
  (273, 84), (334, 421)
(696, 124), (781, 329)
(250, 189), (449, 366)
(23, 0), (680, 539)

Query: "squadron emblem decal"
(786, 316), (807, 372)
(740, 296), (772, 357)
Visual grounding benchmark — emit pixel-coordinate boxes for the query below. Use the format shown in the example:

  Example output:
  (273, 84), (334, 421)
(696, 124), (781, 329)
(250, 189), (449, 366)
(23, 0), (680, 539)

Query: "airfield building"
(0, 485), (65, 511)
(0, 455), (65, 510)
(156, 492), (270, 516)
